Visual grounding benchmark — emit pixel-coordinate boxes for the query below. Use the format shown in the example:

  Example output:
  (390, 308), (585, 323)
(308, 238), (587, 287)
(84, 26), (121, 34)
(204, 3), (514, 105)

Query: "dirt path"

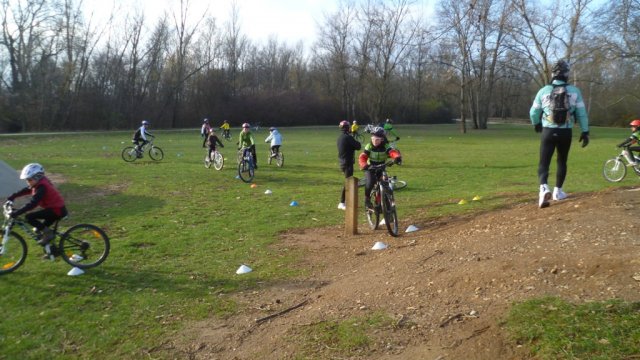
(173, 187), (640, 359)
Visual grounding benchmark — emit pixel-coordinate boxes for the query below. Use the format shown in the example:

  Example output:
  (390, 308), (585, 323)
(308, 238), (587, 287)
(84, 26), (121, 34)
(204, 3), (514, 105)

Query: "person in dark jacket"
(5, 163), (68, 245)
(337, 120), (362, 210)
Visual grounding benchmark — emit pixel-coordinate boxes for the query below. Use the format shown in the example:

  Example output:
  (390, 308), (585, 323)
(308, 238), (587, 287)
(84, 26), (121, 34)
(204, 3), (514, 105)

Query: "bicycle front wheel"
(213, 152), (224, 170)
(238, 160), (254, 183)
(381, 187), (399, 237)
(121, 147), (138, 162)
(149, 146), (164, 161)
(59, 224), (110, 269)
(0, 232), (27, 275)
(603, 158), (626, 182)
(275, 152), (284, 167)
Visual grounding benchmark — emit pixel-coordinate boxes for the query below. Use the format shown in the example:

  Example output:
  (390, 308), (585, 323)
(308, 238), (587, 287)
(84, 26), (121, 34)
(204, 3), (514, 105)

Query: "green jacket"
(529, 80), (589, 132)
(238, 131), (255, 148)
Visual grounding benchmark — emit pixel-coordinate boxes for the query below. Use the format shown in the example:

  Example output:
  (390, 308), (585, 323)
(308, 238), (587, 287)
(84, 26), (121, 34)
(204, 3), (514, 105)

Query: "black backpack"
(549, 84), (570, 124)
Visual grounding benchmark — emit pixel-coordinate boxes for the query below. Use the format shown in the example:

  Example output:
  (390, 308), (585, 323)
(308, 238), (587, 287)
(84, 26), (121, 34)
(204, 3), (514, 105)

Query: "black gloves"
(394, 157), (402, 165)
(579, 132), (589, 148)
(395, 137), (400, 141)
(534, 123), (542, 133)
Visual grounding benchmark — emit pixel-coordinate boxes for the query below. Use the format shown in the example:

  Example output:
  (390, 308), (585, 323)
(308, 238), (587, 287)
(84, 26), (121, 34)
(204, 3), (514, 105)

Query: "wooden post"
(345, 176), (358, 235)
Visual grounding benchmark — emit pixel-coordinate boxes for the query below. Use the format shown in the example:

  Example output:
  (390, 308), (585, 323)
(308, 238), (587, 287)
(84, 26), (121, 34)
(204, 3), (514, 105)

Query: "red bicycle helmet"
(339, 120), (349, 130)
(630, 119), (640, 127)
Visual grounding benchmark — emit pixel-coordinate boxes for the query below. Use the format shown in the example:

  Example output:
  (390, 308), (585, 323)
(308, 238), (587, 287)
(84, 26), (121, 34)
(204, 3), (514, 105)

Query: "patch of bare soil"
(173, 187), (640, 359)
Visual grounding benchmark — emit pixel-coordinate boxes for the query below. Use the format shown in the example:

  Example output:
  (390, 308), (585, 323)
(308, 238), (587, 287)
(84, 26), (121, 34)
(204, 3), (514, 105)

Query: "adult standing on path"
(530, 60), (590, 208)
(337, 120), (361, 210)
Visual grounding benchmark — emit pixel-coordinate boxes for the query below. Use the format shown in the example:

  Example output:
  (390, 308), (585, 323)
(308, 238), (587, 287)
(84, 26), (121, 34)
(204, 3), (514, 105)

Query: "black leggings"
(340, 163), (354, 203)
(364, 169), (383, 201)
(25, 207), (68, 231)
(538, 127), (572, 187)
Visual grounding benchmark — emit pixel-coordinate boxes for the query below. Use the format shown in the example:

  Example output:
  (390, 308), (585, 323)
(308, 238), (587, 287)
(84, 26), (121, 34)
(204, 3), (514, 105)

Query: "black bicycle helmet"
(551, 60), (570, 78)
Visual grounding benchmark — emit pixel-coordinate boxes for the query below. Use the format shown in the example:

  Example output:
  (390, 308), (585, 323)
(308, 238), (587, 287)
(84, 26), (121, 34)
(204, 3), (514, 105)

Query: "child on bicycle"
(238, 122), (258, 169)
(265, 127), (283, 158)
(207, 128), (224, 159)
(220, 120), (231, 139)
(351, 120), (359, 136)
(5, 163), (68, 246)
(201, 118), (212, 148)
(133, 120), (154, 157)
(617, 119), (640, 166)
(359, 127), (402, 210)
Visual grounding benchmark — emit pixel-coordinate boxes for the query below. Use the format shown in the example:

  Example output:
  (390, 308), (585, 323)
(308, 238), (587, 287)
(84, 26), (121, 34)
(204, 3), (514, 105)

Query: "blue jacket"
(529, 80), (589, 132)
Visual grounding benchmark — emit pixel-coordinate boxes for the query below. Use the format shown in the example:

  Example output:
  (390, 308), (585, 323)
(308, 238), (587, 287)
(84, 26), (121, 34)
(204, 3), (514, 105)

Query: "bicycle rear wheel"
(381, 187), (399, 237)
(121, 147), (138, 162)
(365, 188), (381, 230)
(390, 178), (406, 190)
(603, 158), (626, 182)
(275, 152), (284, 167)
(149, 146), (164, 161)
(0, 232), (27, 274)
(238, 160), (255, 183)
(213, 152), (224, 170)
(59, 224), (110, 269)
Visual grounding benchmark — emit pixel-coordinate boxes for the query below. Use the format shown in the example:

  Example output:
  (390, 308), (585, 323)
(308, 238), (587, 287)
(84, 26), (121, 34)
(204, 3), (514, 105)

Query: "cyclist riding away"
(238, 122), (258, 169)
(220, 119), (231, 139)
(351, 120), (359, 136)
(133, 120), (154, 157)
(5, 163), (68, 246)
(207, 128), (224, 159)
(383, 118), (400, 142)
(265, 127), (283, 158)
(337, 120), (362, 210)
(617, 119), (640, 166)
(201, 118), (212, 148)
(358, 127), (402, 211)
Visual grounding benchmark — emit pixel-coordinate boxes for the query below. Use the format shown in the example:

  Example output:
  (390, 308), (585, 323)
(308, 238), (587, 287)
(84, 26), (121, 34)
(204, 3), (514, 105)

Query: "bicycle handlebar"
(367, 161), (395, 170)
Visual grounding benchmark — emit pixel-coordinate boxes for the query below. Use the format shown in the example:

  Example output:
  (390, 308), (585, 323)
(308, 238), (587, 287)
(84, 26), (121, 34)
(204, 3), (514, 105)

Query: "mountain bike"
(352, 131), (364, 142)
(237, 147), (255, 183)
(267, 147), (284, 167)
(221, 130), (232, 141)
(204, 148), (224, 170)
(121, 138), (164, 162)
(603, 147), (640, 182)
(1, 202), (110, 274)
(358, 174), (406, 190)
(364, 161), (400, 237)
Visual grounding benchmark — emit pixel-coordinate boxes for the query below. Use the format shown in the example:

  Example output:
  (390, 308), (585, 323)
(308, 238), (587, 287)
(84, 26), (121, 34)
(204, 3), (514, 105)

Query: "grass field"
(0, 124), (637, 359)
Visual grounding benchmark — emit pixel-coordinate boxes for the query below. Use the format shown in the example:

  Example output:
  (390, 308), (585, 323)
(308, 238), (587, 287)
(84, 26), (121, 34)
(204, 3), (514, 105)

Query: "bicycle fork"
(1, 226), (9, 255)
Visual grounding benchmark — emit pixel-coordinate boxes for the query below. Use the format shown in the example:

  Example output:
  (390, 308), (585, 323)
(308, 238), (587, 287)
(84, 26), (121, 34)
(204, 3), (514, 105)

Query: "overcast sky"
(84, 0), (435, 48)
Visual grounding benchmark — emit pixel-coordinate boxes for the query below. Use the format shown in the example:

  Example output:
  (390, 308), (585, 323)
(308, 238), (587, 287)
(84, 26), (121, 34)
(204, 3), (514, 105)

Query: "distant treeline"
(0, 1), (637, 133)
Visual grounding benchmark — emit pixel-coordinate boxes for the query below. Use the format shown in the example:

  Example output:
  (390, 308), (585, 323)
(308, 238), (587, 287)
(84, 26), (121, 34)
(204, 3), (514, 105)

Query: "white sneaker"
(538, 184), (551, 208)
(552, 187), (567, 201)
(337, 202), (346, 210)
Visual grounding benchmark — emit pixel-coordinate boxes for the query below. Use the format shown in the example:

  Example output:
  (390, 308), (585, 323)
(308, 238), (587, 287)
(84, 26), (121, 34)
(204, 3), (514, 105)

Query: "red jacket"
(8, 176), (66, 216)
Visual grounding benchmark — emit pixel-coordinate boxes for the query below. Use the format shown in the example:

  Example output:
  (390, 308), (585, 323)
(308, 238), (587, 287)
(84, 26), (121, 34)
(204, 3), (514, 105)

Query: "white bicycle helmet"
(141, 120), (150, 125)
(242, 123), (250, 128)
(20, 163), (45, 180)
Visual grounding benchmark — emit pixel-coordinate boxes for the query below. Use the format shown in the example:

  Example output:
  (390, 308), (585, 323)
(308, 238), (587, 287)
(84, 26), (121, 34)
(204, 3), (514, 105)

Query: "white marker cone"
(405, 225), (419, 233)
(264, 189), (272, 195)
(67, 267), (85, 276)
(371, 241), (388, 250)
(236, 264), (252, 274)
(379, 218), (386, 226)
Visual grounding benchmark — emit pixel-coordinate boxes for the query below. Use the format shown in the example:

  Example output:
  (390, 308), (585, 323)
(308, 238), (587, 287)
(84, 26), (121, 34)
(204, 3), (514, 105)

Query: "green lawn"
(0, 124), (636, 359)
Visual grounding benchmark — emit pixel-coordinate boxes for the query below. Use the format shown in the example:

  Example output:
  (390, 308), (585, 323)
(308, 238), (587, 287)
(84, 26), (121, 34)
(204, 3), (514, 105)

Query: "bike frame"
(2, 204), (59, 258)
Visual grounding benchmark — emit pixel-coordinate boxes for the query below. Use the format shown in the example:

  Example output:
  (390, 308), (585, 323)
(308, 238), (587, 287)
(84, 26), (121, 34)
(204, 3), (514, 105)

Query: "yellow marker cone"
(472, 195), (482, 201)
(250, 183), (257, 188)
(458, 199), (467, 205)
